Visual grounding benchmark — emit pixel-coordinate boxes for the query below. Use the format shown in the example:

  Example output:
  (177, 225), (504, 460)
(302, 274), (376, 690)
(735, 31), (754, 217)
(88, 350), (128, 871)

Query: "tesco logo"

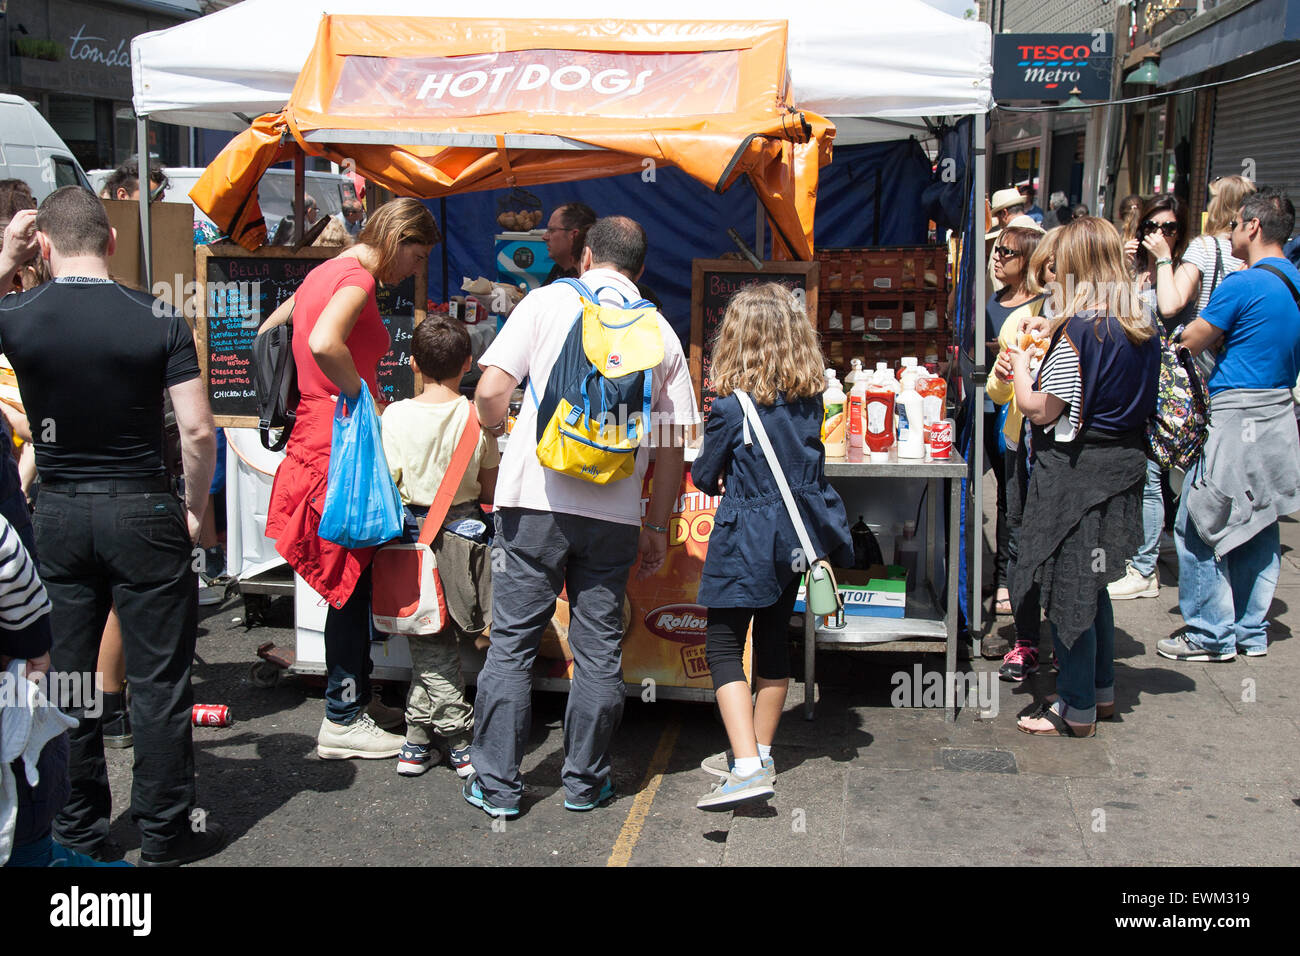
(1015, 44), (1091, 60)
(644, 603), (708, 644)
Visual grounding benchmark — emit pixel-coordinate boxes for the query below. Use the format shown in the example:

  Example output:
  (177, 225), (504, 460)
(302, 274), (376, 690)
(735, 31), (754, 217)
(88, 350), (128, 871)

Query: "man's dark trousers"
(37, 483), (199, 856)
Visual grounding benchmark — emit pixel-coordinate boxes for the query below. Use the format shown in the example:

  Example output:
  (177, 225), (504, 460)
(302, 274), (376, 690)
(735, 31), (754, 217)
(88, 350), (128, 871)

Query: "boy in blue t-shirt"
(1162, 187), (1300, 664)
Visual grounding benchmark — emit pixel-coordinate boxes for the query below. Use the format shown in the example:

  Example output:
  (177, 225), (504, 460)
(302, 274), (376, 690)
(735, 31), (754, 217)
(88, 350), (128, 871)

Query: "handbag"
(371, 404), (482, 636)
(733, 390), (844, 618)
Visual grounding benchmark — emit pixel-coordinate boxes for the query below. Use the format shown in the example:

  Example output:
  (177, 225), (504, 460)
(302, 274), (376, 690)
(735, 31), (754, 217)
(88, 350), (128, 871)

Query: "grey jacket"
(1185, 388), (1300, 558)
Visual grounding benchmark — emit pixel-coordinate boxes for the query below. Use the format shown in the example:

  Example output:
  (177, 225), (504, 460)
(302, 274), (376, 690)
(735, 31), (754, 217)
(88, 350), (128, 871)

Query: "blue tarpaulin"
(423, 138), (934, 344)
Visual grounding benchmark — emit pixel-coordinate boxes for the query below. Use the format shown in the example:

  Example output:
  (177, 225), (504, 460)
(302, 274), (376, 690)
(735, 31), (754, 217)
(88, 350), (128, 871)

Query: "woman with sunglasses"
(1123, 196), (1196, 333)
(985, 225), (1045, 620)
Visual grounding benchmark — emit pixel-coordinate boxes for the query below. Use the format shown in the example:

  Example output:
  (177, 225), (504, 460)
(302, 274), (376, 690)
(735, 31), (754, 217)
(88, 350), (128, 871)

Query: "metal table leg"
(803, 599), (816, 720)
(946, 475), (960, 722)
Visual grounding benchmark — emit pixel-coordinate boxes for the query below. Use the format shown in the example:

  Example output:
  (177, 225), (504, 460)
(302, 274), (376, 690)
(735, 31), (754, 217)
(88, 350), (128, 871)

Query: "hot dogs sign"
(330, 49), (741, 119)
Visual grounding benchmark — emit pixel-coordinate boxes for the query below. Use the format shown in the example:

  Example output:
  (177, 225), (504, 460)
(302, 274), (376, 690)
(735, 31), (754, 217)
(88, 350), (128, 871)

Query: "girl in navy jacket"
(691, 283), (852, 810)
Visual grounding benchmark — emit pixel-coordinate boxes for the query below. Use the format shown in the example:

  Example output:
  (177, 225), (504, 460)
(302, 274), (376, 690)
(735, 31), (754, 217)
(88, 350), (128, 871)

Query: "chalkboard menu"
(375, 278), (417, 405)
(197, 244), (426, 427)
(689, 259), (820, 416)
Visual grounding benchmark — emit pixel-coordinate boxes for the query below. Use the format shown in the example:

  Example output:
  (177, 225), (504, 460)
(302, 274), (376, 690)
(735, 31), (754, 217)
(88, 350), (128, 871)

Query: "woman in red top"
(265, 198), (440, 759)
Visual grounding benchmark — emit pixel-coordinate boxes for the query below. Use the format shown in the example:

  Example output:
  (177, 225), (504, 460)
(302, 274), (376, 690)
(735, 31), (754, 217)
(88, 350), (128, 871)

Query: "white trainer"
(317, 712), (404, 760)
(1107, 565), (1158, 600)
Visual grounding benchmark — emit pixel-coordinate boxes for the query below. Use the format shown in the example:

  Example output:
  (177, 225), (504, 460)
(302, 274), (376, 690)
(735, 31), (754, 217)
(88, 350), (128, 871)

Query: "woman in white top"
(1137, 176), (1254, 345)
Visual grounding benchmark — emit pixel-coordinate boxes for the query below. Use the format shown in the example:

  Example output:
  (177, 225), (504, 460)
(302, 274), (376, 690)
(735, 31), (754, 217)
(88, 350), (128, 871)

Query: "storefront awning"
(192, 16), (832, 258)
(1160, 0), (1300, 84)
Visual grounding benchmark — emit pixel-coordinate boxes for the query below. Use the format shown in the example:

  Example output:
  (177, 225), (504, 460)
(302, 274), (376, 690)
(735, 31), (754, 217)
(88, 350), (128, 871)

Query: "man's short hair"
(585, 216), (646, 276)
(1239, 187), (1295, 245)
(36, 186), (111, 257)
(412, 315), (471, 382)
(102, 157), (167, 199)
(1002, 203), (1026, 216)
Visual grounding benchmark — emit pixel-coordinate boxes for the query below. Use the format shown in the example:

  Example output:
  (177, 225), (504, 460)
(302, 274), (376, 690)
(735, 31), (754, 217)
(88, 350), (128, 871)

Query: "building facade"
(2, 0), (203, 171)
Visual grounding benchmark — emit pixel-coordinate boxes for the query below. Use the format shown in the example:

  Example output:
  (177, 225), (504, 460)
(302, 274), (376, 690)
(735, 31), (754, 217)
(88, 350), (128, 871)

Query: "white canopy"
(131, 0), (992, 143)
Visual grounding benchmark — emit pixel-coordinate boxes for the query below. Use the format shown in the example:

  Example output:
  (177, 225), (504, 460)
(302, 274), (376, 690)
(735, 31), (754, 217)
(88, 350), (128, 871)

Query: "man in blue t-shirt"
(1161, 188), (1300, 663)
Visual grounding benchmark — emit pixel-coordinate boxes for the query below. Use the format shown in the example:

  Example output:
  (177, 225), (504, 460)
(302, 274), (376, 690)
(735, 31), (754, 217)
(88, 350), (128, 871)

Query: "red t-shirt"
(288, 257), (390, 459)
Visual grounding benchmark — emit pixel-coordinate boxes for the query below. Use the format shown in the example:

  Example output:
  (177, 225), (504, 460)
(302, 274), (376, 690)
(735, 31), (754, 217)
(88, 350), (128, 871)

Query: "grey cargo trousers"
(471, 508), (639, 809)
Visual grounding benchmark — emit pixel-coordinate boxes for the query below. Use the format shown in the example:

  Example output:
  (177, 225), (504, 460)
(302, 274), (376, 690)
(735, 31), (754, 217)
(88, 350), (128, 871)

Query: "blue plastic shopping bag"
(318, 388), (403, 549)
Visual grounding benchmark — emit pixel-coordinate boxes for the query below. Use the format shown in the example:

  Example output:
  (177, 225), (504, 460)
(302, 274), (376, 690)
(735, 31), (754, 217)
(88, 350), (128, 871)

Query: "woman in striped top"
(1004, 218), (1161, 737)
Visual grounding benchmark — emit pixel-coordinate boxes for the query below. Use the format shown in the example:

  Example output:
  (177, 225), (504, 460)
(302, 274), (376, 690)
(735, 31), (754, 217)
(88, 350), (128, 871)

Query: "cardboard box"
(794, 564), (907, 618)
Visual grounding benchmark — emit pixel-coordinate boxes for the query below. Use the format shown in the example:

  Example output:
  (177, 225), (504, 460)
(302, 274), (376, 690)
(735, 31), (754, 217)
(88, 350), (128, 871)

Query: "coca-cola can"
(192, 704), (231, 727)
(928, 419), (953, 459)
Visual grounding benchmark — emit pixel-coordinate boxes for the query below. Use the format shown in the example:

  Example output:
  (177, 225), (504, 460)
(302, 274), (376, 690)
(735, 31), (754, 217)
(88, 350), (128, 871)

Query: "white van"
(89, 165), (357, 240)
(0, 94), (93, 202)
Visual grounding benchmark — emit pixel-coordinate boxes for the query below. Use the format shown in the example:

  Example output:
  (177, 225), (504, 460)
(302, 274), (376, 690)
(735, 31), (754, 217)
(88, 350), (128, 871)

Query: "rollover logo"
(644, 604), (707, 644)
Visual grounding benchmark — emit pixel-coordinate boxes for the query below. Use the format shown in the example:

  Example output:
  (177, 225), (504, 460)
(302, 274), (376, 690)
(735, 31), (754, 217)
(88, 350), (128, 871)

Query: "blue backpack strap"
(554, 276), (595, 301)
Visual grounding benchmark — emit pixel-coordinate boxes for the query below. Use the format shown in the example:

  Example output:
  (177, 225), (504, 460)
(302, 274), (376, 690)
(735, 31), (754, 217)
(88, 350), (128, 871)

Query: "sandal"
(1017, 703), (1095, 738)
(1096, 702), (1115, 721)
(994, 589), (1012, 616)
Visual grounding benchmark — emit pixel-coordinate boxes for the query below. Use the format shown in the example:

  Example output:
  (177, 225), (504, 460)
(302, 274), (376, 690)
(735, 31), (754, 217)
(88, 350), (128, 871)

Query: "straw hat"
(990, 187), (1024, 215)
(1005, 214), (1045, 233)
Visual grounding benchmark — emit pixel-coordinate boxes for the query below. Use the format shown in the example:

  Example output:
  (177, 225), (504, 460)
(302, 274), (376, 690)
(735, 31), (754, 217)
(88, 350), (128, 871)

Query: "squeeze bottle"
(864, 371), (896, 461)
(822, 370), (847, 458)
(895, 368), (925, 459)
(848, 371), (868, 449)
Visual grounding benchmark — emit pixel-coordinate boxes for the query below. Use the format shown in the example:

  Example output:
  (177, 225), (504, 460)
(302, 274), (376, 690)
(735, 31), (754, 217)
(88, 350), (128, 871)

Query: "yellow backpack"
(530, 278), (664, 484)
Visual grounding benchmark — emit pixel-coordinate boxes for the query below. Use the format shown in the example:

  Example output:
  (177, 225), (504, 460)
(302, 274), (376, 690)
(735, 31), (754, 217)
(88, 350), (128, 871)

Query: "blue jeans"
(1051, 589), (1114, 724)
(1174, 486), (1278, 655)
(323, 565), (374, 724)
(1131, 459), (1163, 578)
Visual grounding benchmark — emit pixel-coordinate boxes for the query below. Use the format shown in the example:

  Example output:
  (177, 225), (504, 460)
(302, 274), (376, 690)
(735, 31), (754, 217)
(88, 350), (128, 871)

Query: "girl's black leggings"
(705, 578), (801, 690)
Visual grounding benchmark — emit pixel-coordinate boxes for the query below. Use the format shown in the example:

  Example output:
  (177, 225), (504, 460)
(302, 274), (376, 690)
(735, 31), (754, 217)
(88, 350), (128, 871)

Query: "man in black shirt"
(0, 189), (220, 866)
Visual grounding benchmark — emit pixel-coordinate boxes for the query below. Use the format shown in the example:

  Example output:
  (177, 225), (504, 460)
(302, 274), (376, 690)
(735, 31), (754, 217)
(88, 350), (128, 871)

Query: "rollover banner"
(331, 49), (742, 119)
(992, 33), (1113, 101)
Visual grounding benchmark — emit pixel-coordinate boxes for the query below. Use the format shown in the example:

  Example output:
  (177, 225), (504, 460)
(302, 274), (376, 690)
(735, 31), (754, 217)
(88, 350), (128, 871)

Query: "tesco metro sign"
(993, 33), (1113, 102)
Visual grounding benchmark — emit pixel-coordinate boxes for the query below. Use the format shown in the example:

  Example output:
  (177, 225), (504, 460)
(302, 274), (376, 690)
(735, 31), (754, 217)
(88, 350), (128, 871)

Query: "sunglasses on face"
(993, 245), (1022, 260)
(1140, 220), (1179, 237)
(1229, 217), (1257, 232)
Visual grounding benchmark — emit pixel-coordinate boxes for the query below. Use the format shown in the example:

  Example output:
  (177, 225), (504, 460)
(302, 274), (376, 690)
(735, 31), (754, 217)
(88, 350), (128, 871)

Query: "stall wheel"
(249, 660), (281, 688)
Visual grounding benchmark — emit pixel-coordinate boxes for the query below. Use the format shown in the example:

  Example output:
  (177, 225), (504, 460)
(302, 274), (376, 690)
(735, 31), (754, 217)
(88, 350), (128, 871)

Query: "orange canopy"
(192, 16), (833, 257)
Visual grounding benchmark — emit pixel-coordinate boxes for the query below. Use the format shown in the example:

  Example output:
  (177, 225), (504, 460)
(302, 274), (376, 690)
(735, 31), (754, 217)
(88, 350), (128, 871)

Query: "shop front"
(2, 0), (199, 169)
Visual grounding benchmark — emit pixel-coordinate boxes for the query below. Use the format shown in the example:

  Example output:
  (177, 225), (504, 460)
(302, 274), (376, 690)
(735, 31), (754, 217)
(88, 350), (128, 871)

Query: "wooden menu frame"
(689, 258), (820, 411)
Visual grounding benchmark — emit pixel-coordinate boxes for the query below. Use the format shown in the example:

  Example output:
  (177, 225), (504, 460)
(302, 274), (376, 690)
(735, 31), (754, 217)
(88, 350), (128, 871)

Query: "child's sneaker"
(396, 740), (441, 776)
(696, 766), (775, 811)
(700, 750), (775, 778)
(447, 745), (474, 778)
(998, 644), (1039, 682)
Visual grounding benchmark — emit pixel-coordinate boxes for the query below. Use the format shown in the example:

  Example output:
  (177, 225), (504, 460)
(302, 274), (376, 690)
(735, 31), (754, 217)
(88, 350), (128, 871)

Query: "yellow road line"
(607, 717), (681, 867)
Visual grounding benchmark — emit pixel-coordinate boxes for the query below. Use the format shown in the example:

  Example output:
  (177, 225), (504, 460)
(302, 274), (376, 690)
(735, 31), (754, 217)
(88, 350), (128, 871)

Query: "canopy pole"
(137, 114), (152, 291)
(971, 119), (987, 643)
(294, 149), (305, 246)
(754, 203), (765, 258)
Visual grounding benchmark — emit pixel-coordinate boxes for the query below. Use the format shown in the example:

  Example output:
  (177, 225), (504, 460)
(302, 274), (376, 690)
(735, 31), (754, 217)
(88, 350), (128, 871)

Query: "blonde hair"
(1026, 228), (1059, 295)
(710, 283), (825, 405)
(1205, 175), (1256, 235)
(355, 198), (441, 283)
(1048, 217), (1155, 345)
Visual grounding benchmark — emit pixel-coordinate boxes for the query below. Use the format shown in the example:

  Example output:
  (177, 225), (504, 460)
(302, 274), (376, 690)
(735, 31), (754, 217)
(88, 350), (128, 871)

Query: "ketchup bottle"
(864, 372), (896, 461)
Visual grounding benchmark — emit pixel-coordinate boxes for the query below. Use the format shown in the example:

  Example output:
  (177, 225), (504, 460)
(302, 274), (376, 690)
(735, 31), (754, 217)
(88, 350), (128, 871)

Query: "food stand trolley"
(130, 3), (995, 707)
(808, 447), (967, 722)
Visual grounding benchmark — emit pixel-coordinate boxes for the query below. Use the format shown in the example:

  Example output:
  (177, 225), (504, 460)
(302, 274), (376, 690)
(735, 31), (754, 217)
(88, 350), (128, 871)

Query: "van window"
(53, 158), (81, 189)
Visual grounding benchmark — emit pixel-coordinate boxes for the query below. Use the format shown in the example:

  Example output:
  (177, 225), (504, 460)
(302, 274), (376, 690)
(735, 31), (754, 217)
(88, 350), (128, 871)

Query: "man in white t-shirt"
(467, 216), (700, 817)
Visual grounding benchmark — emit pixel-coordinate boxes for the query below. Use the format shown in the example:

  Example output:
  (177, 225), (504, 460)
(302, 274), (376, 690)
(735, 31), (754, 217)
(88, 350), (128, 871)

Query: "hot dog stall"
(130, 1), (994, 714)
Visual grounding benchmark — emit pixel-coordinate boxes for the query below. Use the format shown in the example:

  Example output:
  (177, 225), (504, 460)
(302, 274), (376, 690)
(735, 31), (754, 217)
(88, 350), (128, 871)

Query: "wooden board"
(689, 259), (820, 416)
(196, 244), (426, 427)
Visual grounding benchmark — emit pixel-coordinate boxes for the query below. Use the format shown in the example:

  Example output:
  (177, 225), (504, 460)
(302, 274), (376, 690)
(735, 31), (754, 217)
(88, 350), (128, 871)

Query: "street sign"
(993, 33), (1113, 102)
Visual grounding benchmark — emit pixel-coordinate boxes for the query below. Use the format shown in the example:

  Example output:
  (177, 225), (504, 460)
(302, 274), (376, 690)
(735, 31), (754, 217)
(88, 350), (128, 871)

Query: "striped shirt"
(0, 516), (49, 631)
(1037, 336), (1082, 442)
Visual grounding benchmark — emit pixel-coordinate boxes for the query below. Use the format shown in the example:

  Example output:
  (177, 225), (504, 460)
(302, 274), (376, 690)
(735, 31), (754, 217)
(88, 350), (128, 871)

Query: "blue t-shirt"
(1201, 257), (1300, 394)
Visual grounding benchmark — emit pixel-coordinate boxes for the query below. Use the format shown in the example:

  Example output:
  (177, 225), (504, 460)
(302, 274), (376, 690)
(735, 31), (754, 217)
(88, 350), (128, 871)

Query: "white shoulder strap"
(733, 390), (822, 564)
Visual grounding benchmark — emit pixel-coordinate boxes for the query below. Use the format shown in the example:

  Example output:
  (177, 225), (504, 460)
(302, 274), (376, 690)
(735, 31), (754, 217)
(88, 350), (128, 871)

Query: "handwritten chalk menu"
(689, 260), (820, 416)
(374, 277), (417, 405)
(197, 245), (338, 427)
(197, 244), (427, 427)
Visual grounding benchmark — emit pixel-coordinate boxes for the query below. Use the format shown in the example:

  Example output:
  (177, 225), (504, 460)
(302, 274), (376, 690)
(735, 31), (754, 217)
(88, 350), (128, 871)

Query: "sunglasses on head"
(993, 245), (1022, 259)
(1140, 220), (1179, 237)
